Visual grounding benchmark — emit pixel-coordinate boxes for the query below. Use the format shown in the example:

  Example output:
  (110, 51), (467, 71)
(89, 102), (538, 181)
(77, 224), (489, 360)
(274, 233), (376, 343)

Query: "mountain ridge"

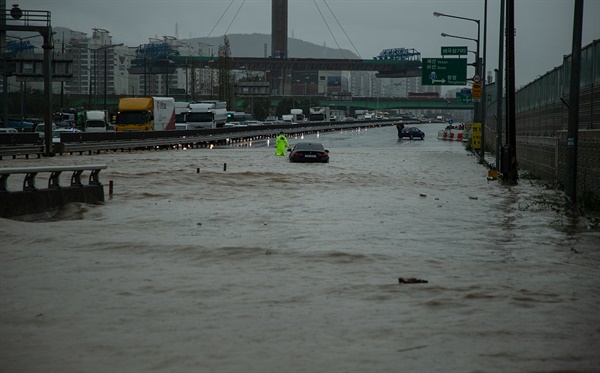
(47, 28), (361, 59)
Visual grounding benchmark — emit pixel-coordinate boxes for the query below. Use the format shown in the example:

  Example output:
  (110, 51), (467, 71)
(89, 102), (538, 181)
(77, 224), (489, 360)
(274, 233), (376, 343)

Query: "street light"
(163, 59), (175, 96)
(5, 34), (40, 130)
(99, 43), (123, 110)
(207, 59), (215, 99)
(440, 32), (479, 74)
(434, 12), (480, 57)
(435, 10), (484, 157)
(304, 76), (309, 96)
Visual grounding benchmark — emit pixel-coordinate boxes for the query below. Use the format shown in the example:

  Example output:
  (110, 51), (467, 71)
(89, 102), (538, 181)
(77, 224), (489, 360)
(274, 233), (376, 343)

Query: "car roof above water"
(294, 142), (325, 151)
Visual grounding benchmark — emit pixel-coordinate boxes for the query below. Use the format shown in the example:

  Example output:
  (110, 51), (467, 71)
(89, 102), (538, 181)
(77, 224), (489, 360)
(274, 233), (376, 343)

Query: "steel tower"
(271, 0), (288, 58)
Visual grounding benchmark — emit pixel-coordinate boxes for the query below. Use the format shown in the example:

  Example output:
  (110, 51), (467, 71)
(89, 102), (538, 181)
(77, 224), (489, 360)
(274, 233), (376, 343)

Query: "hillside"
(40, 28), (361, 59)
(184, 33), (360, 59)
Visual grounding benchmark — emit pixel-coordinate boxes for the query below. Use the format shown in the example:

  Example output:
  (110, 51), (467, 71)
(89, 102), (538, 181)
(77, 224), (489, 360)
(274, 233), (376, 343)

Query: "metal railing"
(2, 9), (51, 28)
(0, 164), (107, 193)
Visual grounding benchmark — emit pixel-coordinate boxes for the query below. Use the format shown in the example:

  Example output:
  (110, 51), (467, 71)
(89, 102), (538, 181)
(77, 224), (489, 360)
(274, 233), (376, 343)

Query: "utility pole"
(496, 0), (505, 172)
(482, 0), (488, 161)
(565, 0), (584, 214)
(60, 32), (64, 110)
(503, 0), (518, 183)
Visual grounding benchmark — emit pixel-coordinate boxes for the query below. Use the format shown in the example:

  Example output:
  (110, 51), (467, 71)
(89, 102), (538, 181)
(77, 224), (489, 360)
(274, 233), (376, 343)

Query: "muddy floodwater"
(1, 124), (599, 372)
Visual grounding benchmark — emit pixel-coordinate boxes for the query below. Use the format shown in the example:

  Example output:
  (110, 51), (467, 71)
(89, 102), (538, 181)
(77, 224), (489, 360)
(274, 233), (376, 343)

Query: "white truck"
(290, 108), (305, 122)
(330, 109), (346, 122)
(174, 102), (190, 130)
(186, 101), (228, 129)
(309, 107), (330, 122)
(84, 110), (108, 132)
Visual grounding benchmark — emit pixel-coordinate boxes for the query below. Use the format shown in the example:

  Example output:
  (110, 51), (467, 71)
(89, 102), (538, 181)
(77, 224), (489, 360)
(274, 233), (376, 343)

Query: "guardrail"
(0, 164), (107, 219)
(0, 133), (40, 145)
(0, 120), (394, 159)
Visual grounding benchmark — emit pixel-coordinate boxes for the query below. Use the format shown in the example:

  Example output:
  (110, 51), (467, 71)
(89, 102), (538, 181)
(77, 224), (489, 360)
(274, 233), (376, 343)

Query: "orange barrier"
(438, 130), (466, 141)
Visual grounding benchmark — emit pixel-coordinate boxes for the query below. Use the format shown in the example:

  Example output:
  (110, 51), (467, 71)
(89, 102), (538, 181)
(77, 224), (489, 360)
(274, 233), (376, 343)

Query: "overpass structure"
(323, 97), (473, 111)
(231, 96), (474, 112)
(128, 55), (423, 98)
(129, 55), (423, 78)
(126, 0), (426, 97)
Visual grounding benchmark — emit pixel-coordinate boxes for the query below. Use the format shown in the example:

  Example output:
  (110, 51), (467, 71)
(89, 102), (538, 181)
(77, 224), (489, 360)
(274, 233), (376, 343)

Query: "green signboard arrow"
(421, 58), (467, 86)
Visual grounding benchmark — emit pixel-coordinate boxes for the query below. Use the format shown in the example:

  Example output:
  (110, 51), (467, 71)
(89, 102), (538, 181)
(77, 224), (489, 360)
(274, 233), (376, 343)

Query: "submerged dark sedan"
(399, 126), (425, 140)
(288, 142), (330, 163)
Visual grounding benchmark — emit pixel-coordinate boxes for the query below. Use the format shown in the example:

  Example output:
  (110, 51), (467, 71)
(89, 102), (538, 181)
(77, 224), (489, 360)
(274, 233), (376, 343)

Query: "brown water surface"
(1, 124), (598, 372)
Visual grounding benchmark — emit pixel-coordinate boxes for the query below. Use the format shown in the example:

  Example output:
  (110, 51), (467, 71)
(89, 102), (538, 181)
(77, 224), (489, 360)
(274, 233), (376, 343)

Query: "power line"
(322, 0), (362, 59)
(224, 0), (247, 35)
(206, 0), (237, 38)
(313, 0), (346, 59)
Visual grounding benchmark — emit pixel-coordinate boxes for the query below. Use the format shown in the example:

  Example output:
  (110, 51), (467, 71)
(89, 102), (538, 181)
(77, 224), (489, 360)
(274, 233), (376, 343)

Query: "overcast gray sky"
(20, 0), (600, 87)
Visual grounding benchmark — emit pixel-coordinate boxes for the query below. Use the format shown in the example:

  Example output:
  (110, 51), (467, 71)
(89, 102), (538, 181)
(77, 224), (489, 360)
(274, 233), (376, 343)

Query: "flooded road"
(1, 123), (599, 372)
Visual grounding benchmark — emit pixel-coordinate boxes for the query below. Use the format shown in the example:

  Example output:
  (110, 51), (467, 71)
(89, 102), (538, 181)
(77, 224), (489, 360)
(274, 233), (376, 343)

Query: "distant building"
(54, 28), (133, 104)
(5, 26), (437, 107)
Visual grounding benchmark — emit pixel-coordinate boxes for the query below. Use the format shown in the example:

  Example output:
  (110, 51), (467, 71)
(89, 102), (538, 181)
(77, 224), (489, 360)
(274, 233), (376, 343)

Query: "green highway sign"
(456, 92), (472, 103)
(441, 46), (468, 56)
(421, 58), (467, 85)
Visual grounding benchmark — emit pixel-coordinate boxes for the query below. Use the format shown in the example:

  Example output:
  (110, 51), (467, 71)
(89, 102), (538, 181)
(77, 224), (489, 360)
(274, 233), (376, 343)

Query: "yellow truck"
(115, 97), (175, 131)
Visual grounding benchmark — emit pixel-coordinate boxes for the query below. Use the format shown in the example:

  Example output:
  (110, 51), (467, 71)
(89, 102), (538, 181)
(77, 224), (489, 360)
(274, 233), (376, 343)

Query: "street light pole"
(208, 60), (214, 99)
(435, 11), (484, 158)
(144, 53), (147, 96)
(91, 49), (97, 108)
(565, 0), (584, 212)
(496, 0), (505, 173)
(434, 12), (480, 62)
(87, 67), (92, 108)
(99, 43), (123, 110)
(5, 34), (40, 128)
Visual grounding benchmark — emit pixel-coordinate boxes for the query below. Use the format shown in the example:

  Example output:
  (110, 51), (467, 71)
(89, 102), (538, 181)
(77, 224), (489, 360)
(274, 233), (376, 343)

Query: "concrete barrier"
(0, 164), (107, 219)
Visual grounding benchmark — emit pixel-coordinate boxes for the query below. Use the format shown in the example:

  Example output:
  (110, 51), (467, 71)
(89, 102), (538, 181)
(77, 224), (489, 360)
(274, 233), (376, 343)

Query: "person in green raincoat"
(275, 131), (289, 156)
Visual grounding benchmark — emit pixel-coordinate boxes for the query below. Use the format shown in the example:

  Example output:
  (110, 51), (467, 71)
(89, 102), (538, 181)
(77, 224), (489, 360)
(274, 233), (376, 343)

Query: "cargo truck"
(83, 110), (108, 132)
(115, 97), (176, 131)
(330, 109), (346, 122)
(186, 101), (227, 129)
(174, 102), (190, 130)
(290, 108), (305, 122)
(354, 109), (366, 120)
(309, 107), (330, 122)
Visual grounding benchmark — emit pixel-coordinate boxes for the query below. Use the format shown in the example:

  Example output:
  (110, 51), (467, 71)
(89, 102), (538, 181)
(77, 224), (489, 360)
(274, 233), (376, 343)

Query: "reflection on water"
(1, 124), (598, 372)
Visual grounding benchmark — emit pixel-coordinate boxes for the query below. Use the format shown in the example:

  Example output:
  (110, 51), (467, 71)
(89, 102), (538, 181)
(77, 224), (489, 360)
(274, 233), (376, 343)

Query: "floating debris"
(398, 277), (428, 284)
